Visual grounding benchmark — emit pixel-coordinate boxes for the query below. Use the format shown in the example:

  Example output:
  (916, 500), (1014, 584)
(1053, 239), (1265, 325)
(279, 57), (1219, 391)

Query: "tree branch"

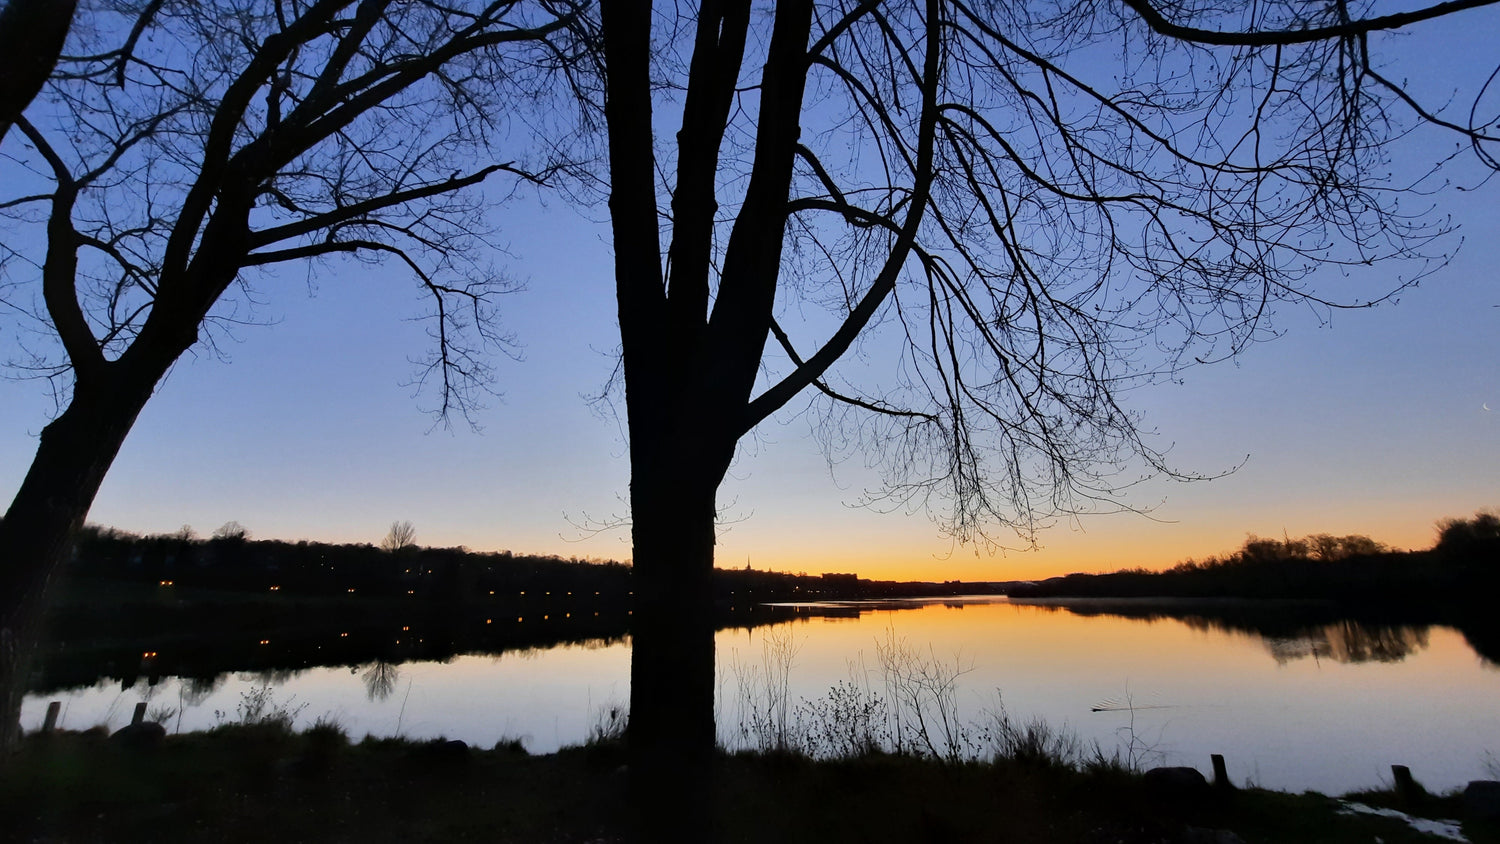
(1120, 0), (1500, 47)
(769, 317), (935, 421)
(740, 0), (943, 435)
(14, 117), (105, 383)
(246, 163), (522, 249)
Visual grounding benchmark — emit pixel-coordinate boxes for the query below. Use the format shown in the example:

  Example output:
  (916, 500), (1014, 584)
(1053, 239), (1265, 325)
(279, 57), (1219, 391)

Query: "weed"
(213, 684), (307, 731)
(305, 713), (349, 747)
(727, 627), (803, 754)
(797, 679), (889, 760)
(983, 698), (1084, 770)
(587, 700), (628, 747)
(875, 626), (976, 762)
(494, 736), (529, 755)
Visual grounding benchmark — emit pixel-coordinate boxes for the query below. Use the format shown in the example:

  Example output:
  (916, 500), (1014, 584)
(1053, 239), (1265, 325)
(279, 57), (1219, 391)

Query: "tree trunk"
(0, 375), (154, 752)
(627, 437), (723, 841)
(0, 0), (77, 146)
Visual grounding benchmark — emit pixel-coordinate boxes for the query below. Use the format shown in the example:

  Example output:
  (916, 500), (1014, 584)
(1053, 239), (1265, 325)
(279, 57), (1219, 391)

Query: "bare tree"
(596, 0), (1499, 833)
(210, 521), (250, 542)
(380, 520), (416, 552)
(0, 0), (587, 752)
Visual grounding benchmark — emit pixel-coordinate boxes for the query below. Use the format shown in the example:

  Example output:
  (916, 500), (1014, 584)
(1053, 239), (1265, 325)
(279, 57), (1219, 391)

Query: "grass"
(4, 725), (1497, 843)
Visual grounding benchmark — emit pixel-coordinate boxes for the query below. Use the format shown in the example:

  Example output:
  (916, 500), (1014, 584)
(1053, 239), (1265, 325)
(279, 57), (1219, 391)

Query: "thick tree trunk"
(627, 436), (723, 841)
(0, 376), (154, 752)
(0, 0), (77, 146)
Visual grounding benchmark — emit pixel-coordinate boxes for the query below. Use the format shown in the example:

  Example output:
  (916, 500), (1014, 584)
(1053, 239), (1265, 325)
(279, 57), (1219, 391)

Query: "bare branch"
(1120, 0), (1500, 47)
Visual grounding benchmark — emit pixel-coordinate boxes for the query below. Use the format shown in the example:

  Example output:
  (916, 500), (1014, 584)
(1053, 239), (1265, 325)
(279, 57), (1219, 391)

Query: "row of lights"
(153, 603), (638, 653)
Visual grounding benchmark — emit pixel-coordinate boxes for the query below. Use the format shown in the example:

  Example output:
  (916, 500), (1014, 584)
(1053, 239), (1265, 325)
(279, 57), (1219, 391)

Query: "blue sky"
(3, 178), (1493, 581)
(2, 6), (1497, 582)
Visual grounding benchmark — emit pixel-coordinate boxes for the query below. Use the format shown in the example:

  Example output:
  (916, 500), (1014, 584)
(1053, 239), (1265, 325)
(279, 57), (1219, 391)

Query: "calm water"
(21, 596), (1500, 795)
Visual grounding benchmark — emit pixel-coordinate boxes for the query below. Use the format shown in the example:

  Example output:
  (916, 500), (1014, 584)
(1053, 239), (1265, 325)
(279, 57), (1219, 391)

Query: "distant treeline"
(1009, 511), (1500, 602)
(59, 523), (994, 605)
(28, 525), (995, 693)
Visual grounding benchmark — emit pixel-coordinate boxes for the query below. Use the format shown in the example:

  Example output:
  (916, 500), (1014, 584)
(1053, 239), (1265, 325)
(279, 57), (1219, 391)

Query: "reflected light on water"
(20, 597), (1500, 795)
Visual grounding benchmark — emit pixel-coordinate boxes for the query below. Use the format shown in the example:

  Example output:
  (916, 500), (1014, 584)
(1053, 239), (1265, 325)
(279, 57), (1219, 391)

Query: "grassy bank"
(4, 724), (1495, 843)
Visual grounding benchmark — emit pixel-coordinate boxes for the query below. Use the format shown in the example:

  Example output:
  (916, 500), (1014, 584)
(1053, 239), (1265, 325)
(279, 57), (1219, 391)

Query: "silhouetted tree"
(0, 0), (587, 752)
(380, 520), (417, 553)
(0, 0), (80, 146)
(1437, 510), (1500, 557)
(595, 0), (1499, 832)
(211, 521), (250, 542)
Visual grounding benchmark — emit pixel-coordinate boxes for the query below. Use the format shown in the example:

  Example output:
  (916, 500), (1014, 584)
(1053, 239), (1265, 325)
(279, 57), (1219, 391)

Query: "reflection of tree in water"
(1265, 621), (1429, 665)
(178, 676), (224, 707)
(1026, 599), (1450, 666)
(359, 661), (401, 702)
(243, 669), (302, 686)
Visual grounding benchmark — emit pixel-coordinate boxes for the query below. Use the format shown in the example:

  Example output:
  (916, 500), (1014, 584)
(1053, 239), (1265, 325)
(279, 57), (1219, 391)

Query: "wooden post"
(1392, 765), (1421, 804)
(41, 701), (60, 733)
(131, 701), (147, 726)
(1211, 753), (1232, 789)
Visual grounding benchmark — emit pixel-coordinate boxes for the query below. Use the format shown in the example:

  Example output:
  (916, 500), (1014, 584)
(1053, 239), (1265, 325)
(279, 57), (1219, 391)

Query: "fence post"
(1392, 765), (1421, 804)
(1211, 753), (1232, 789)
(41, 701), (61, 733)
(131, 701), (148, 726)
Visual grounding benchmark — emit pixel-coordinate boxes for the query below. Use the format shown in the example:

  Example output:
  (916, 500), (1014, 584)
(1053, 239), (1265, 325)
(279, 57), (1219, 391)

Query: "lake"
(20, 596), (1500, 795)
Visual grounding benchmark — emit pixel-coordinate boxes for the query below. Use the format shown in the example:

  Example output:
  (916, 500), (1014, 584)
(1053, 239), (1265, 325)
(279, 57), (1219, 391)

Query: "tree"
(0, 0), (81, 146)
(595, 0), (1499, 833)
(0, 0), (586, 752)
(1436, 510), (1500, 557)
(380, 520), (417, 552)
(210, 521), (250, 542)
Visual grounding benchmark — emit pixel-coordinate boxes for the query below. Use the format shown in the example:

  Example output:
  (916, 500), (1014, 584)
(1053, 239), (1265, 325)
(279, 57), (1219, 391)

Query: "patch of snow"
(1338, 801), (1467, 842)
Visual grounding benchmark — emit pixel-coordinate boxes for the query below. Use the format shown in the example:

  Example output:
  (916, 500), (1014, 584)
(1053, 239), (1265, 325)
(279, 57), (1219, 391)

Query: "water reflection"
(21, 596), (1500, 796)
(179, 676), (223, 707)
(30, 596), (1498, 705)
(1261, 621), (1430, 665)
(1008, 597), (1490, 667)
(360, 661), (401, 701)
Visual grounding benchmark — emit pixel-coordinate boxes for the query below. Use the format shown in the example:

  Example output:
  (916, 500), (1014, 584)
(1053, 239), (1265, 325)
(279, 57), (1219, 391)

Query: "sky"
(1, 7), (1497, 583)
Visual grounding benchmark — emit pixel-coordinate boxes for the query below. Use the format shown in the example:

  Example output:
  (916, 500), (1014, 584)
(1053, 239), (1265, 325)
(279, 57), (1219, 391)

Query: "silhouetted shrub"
(1436, 510), (1500, 559)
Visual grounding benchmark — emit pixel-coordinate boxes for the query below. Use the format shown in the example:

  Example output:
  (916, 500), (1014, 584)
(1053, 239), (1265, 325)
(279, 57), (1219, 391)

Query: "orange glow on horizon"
(708, 511), (1455, 583)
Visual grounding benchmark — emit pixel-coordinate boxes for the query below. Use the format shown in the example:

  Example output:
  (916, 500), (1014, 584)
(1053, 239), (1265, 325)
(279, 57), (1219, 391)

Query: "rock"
(1144, 766), (1211, 801)
(1465, 780), (1500, 821)
(109, 721), (166, 750)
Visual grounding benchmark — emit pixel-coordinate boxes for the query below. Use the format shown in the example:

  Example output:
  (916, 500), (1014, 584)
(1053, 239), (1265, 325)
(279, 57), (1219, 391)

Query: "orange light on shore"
(259, 639), (269, 645)
(158, 580), (173, 586)
(269, 585), (280, 591)
(142, 651), (157, 658)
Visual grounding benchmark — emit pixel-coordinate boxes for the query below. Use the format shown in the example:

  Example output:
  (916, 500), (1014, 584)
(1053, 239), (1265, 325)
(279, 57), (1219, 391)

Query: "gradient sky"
(2, 8), (1497, 582)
